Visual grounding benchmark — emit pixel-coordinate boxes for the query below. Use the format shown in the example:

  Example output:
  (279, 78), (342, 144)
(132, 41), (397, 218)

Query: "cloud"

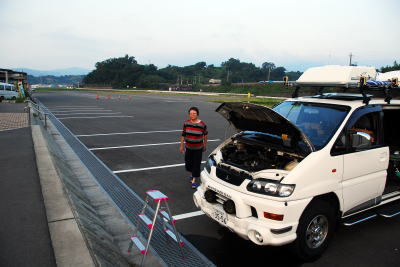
(1, 0), (399, 70)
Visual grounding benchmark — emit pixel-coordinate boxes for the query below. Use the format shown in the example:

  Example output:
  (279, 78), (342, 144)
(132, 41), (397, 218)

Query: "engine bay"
(220, 137), (303, 172)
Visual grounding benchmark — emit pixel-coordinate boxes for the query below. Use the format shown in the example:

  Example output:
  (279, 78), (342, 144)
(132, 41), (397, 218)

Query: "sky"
(0, 0), (399, 72)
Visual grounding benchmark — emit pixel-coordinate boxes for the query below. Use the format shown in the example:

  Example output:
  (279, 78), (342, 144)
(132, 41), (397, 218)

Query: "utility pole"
(349, 53), (354, 66)
(267, 67), (271, 81)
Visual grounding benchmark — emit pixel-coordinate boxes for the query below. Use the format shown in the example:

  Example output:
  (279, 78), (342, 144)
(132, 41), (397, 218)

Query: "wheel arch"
(308, 192), (342, 218)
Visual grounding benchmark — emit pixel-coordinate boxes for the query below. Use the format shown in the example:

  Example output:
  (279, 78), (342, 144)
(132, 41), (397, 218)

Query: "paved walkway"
(0, 102), (56, 267)
(0, 113), (28, 131)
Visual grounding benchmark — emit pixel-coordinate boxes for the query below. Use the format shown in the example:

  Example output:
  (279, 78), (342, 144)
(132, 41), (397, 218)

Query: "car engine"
(220, 138), (302, 172)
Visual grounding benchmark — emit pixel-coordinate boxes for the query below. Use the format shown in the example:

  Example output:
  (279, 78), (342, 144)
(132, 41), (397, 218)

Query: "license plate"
(211, 206), (227, 225)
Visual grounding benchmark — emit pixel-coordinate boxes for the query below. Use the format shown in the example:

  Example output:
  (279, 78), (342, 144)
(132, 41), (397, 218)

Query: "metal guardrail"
(26, 100), (48, 127)
(33, 100), (215, 267)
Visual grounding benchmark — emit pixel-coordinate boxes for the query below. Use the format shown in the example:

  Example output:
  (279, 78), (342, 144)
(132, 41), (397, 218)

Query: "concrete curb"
(31, 125), (95, 267)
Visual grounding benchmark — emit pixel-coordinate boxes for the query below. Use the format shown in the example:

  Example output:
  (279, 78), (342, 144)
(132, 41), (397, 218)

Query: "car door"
(333, 107), (389, 214)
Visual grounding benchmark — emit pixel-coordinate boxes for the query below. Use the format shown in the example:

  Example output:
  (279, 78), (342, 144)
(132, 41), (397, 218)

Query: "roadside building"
(0, 68), (28, 97)
(0, 68), (27, 85)
(208, 78), (222, 84)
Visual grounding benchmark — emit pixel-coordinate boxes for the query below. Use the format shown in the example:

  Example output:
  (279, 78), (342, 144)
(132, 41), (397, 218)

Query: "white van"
(0, 82), (19, 101)
(194, 67), (400, 260)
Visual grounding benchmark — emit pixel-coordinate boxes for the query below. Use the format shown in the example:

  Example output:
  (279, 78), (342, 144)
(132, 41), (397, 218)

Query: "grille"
(216, 165), (250, 186)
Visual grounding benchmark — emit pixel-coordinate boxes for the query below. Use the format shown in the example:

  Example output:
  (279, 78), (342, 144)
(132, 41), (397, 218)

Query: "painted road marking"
(114, 161), (206, 174)
(173, 210), (205, 220)
(76, 129), (182, 137)
(54, 112), (122, 116)
(50, 109), (108, 112)
(52, 106), (99, 108)
(58, 115), (133, 120)
(89, 139), (220, 151)
(52, 110), (112, 113)
(50, 107), (105, 109)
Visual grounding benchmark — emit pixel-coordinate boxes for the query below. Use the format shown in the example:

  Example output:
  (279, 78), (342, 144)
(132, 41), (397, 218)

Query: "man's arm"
(180, 136), (185, 153)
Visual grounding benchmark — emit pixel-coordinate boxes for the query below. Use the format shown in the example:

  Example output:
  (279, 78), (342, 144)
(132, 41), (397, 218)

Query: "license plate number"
(211, 206), (227, 225)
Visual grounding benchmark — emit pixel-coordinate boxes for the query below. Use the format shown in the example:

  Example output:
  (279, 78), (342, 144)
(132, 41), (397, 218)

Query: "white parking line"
(50, 109), (107, 112)
(114, 161), (206, 174)
(58, 115), (133, 120)
(173, 210), (205, 220)
(76, 129), (182, 137)
(54, 112), (122, 116)
(53, 106), (99, 108)
(89, 139), (221, 151)
(52, 110), (112, 113)
(50, 107), (105, 109)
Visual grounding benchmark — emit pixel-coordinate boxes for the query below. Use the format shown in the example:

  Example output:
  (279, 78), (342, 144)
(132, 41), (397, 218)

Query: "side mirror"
(351, 131), (372, 150)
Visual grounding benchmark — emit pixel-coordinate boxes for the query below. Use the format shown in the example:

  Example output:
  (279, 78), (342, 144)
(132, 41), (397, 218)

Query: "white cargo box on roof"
(296, 65), (377, 87)
(376, 70), (400, 81)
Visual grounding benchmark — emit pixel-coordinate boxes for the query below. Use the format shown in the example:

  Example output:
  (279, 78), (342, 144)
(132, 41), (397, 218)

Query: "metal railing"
(33, 99), (215, 267)
(26, 100), (48, 127)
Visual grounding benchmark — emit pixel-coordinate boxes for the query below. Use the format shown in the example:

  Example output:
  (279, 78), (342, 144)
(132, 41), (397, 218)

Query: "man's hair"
(188, 106), (199, 115)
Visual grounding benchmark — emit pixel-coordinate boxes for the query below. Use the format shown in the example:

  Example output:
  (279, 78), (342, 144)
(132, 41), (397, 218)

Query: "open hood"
(216, 102), (315, 154)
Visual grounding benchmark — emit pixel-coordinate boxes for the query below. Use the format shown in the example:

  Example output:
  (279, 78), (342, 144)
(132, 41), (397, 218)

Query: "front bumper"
(193, 171), (311, 246)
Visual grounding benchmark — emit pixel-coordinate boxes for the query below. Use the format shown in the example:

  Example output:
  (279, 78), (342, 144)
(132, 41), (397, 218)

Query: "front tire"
(291, 200), (337, 261)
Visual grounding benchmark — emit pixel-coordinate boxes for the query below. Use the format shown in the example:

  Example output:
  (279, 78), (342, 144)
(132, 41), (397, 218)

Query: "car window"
(274, 101), (350, 150)
(331, 112), (380, 155)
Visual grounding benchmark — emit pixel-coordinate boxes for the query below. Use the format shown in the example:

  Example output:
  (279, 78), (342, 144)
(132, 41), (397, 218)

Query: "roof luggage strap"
(384, 86), (392, 104)
(361, 77), (399, 104)
(359, 76), (371, 105)
(387, 77), (400, 104)
(292, 86), (300, 98)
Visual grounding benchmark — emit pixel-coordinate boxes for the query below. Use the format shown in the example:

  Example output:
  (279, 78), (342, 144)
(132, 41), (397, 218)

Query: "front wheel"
(291, 200), (337, 261)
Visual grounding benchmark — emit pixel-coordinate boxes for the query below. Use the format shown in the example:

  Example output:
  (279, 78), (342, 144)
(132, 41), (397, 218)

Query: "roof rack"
(285, 76), (399, 105)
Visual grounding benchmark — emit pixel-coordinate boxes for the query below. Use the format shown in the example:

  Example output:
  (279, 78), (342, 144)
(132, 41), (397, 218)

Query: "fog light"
(204, 189), (217, 203)
(254, 231), (263, 243)
(223, 199), (236, 214)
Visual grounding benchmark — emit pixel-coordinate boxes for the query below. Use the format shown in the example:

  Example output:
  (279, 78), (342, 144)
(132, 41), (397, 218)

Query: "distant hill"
(12, 67), (91, 77)
(28, 74), (84, 85)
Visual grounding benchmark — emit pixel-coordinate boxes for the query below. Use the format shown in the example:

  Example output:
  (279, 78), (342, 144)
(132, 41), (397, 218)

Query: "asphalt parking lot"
(34, 91), (400, 266)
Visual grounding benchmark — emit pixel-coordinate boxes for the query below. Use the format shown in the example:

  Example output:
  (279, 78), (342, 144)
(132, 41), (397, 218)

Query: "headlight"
(205, 156), (216, 173)
(247, 179), (295, 197)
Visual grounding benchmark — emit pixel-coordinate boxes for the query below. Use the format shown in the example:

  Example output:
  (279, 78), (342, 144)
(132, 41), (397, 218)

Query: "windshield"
(273, 101), (350, 150)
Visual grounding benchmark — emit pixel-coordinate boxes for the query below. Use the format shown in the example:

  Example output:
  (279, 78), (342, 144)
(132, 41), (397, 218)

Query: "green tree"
(380, 61), (400, 72)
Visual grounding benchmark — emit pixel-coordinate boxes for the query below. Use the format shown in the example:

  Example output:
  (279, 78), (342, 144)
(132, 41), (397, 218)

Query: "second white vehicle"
(0, 82), (19, 101)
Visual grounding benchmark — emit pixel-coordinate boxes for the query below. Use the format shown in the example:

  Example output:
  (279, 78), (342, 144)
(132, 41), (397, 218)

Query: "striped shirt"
(182, 120), (208, 150)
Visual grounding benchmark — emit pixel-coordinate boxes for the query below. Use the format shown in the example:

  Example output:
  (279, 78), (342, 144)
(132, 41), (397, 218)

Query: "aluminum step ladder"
(128, 190), (184, 266)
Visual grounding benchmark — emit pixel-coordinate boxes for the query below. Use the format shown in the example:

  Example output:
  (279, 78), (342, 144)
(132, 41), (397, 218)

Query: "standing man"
(180, 107), (208, 189)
